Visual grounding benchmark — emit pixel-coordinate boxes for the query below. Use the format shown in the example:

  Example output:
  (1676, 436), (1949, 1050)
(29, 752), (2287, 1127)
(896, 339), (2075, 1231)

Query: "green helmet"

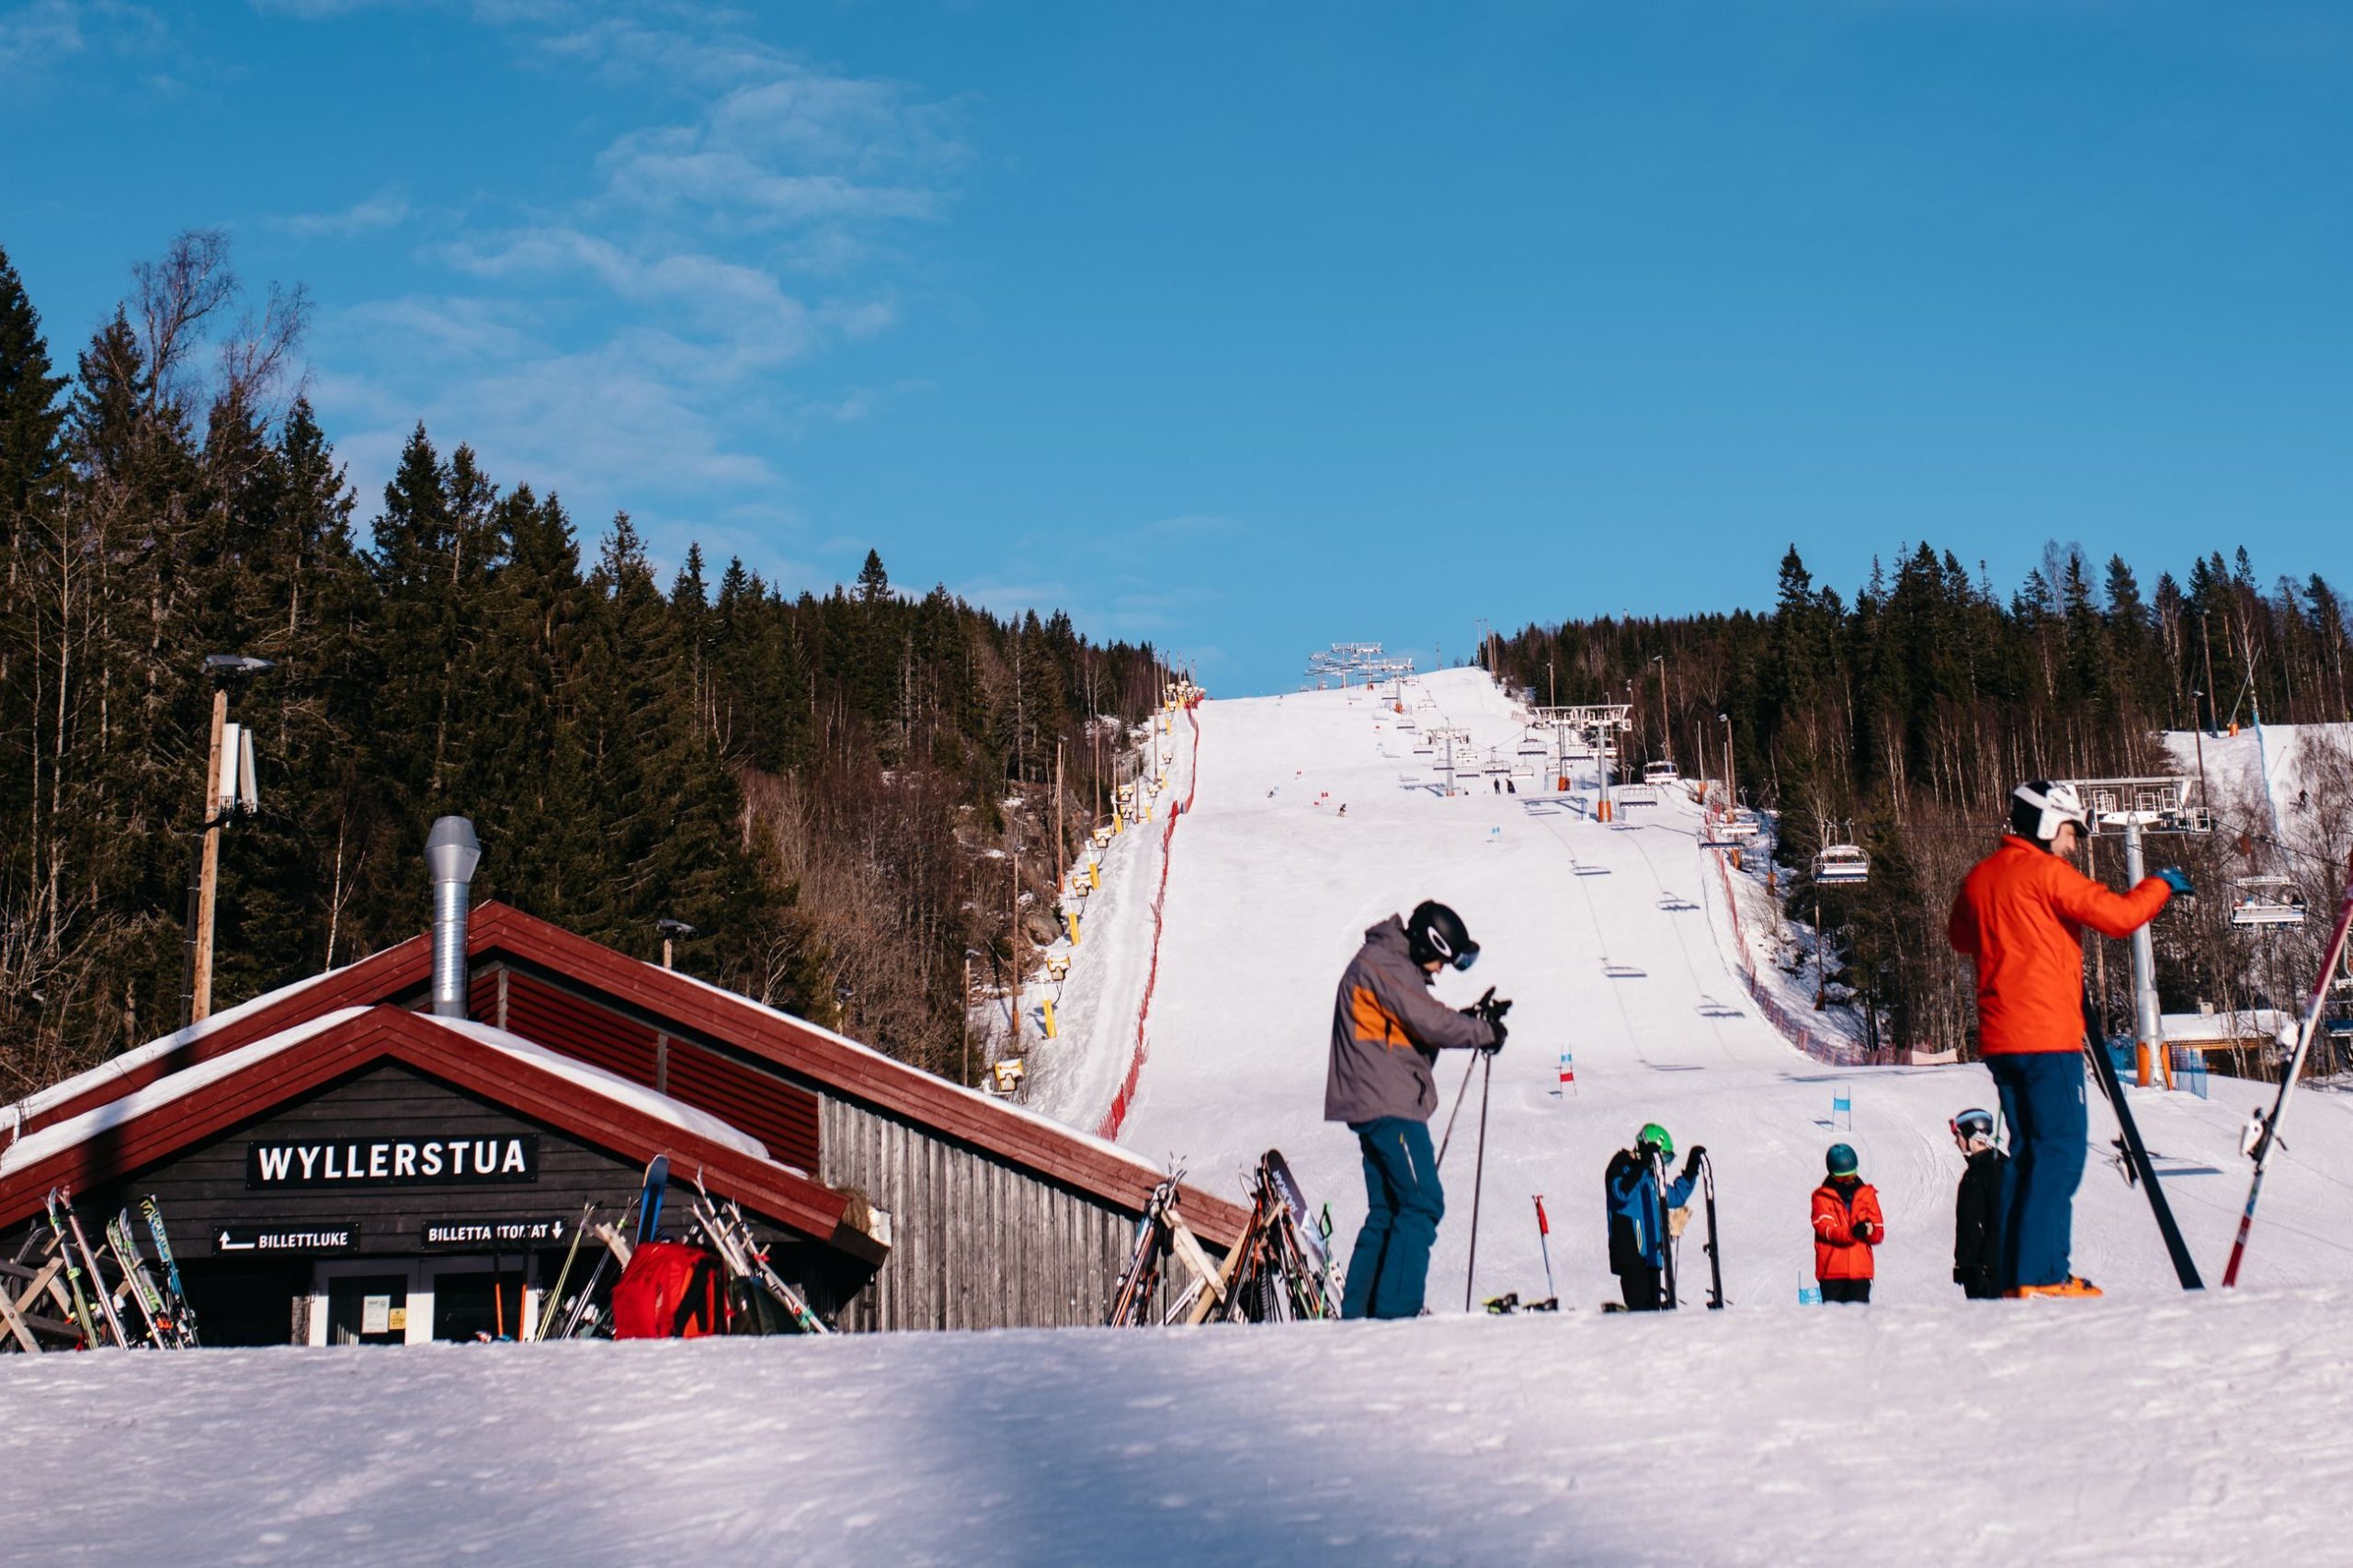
(1825, 1142), (1859, 1177)
(1637, 1123), (1673, 1159)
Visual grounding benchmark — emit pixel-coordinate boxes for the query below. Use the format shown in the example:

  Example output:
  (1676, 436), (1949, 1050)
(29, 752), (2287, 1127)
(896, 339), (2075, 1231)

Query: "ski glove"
(2154, 867), (2194, 897)
(1481, 1017), (1508, 1054)
(1682, 1145), (1707, 1179)
(1853, 1220), (1876, 1243)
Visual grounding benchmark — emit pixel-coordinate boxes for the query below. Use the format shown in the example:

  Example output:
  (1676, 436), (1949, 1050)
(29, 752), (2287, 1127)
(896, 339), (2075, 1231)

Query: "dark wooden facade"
(463, 950), (1227, 1331)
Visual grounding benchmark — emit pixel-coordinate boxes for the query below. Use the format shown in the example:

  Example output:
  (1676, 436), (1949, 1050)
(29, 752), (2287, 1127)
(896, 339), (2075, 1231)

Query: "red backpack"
(610, 1242), (728, 1339)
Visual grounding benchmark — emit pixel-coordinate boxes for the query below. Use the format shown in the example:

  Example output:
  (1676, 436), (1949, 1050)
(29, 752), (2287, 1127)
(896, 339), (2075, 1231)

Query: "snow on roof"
(417, 1016), (772, 1165)
(2162, 1008), (2295, 1045)
(664, 967), (1170, 1178)
(5, 965), (345, 1127)
(1, 1006), (781, 1179)
(0, 1006), (373, 1176)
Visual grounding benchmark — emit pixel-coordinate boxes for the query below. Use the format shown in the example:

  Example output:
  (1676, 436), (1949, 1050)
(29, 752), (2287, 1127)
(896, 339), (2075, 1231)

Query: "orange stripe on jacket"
(1348, 984), (1414, 1050)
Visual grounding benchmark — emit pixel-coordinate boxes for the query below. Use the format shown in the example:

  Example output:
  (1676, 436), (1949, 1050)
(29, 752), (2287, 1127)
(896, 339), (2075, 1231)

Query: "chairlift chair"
(1813, 844), (1870, 886)
(2230, 875), (2308, 928)
(1642, 759), (1680, 787)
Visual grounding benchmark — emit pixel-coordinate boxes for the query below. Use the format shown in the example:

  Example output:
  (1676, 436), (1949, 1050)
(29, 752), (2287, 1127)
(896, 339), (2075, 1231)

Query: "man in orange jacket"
(1948, 780), (2187, 1299)
(1812, 1143), (1882, 1302)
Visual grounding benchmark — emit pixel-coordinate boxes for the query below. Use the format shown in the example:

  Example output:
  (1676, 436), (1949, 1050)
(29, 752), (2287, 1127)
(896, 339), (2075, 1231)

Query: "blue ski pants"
(1987, 1051), (2088, 1290)
(1342, 1117), (1445, 1320)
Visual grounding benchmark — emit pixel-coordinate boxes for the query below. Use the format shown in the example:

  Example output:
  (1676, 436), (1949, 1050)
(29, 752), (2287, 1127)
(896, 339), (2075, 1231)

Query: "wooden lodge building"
(0, 820), (1245, 1345)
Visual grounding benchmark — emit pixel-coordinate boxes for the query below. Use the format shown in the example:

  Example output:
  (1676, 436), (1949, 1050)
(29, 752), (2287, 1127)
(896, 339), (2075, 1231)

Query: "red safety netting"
(1097, 699), (1203, 1141)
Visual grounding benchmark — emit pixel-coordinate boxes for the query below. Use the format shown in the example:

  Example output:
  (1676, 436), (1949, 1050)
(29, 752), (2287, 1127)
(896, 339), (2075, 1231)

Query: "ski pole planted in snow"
(1464, 1049), (1495, 1312)
(1534, 1195), (1557, 1301)
(2223, 850), (2353, 1288)
(1436, 1050), (1480, 1168)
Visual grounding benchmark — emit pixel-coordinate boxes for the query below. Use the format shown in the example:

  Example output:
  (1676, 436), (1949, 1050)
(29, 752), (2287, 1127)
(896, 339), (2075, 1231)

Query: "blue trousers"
(1342, 1117), (1445, 1320)
(1987, 1051), (2088, 1290)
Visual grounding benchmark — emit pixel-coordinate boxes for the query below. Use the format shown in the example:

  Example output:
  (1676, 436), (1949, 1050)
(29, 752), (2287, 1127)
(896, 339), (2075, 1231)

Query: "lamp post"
(1718, 711), (1734, 814)
(1651, 653), (1669, 763)
(2189, 687), (2209, 802)
(180, 654), (273, 1028)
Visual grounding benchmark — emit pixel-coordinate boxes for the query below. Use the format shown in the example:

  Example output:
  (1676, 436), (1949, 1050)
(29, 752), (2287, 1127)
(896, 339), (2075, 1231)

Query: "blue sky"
(4, 2), (2349, 693)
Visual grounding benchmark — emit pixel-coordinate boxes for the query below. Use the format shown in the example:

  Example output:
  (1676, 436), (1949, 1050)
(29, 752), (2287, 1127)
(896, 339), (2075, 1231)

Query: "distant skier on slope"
(1950, 1108), (2007, 1301)
(1948, 780), (2185, 1300)
(1325, 901), (1508, 1319)
(1811, 1143), (1882, 1303)
(1604, 1125), (1699, 1311)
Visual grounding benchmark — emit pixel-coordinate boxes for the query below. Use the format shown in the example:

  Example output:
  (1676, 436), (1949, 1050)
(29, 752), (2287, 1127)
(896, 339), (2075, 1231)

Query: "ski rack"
(1107, 1172), (1229, 1327)
(2, 1194), (202, 1353)
(1185, 1152), (1340, 1325)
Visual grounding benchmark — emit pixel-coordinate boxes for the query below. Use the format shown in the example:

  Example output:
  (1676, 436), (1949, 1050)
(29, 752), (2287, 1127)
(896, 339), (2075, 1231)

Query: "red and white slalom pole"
(2222, 850), (2353, 1288)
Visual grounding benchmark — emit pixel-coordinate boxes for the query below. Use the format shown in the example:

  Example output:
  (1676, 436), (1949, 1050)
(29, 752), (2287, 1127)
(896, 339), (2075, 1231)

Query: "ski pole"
(1463, 1049), (1494, 1311)
(1435, 1051), (1480, 1167)
(1533, 1195), (1556, 1301)
(2223, 847), (2353, 1287)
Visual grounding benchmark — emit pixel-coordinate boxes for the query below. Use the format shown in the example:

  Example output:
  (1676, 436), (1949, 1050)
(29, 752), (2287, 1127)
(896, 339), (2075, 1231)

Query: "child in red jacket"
(1812, 1143), (1883, 1303)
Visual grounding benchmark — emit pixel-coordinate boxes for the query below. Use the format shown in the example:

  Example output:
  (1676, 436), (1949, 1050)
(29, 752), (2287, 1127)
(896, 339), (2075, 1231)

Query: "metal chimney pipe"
(424, 816), (483, 1019)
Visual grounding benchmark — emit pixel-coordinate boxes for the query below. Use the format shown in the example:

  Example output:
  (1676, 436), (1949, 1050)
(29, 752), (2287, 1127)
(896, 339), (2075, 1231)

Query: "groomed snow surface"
(15, 669), (2353, 1565)
(9, 1295), (2353, 1566)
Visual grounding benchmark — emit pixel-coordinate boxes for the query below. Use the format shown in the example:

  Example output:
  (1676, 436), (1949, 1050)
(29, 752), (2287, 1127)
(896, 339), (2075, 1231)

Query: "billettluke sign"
(245, 1135), (540, 1189)
(214, 1223), (359, 1255)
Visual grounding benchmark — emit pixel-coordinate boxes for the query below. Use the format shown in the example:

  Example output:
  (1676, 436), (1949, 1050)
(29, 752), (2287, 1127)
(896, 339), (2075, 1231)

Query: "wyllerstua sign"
(246, 1135), (540, 1188)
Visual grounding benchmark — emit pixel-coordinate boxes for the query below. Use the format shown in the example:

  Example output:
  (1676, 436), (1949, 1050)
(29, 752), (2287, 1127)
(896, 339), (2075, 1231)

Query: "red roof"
(0, 1006), (885, 1262)
(14, 903), (1249, 1248)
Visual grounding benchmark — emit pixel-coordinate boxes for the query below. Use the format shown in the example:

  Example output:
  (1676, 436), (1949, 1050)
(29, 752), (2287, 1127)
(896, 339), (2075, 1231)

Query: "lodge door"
(322, 1273), (409, 1346)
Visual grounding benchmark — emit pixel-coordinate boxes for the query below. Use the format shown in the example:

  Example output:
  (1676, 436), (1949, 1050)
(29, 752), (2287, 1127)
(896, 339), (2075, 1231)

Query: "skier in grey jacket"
(1327, 903), (1507, 1318)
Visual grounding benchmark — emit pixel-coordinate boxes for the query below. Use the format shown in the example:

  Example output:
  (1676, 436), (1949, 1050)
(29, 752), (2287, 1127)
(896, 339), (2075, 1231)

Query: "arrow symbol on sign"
(217, 1231), (255, 1251)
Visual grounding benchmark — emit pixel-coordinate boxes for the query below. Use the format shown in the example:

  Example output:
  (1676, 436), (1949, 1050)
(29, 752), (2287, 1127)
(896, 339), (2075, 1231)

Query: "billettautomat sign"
(245, 1135), (540, 1188)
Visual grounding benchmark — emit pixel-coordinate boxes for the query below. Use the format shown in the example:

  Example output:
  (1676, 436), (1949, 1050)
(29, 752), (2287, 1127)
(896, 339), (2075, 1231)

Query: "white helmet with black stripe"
(2009, 779), (2088, 846)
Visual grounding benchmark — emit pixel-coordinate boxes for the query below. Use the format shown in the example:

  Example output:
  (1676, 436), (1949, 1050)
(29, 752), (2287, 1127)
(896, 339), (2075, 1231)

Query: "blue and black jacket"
(1605, 1150), (1696, 1274)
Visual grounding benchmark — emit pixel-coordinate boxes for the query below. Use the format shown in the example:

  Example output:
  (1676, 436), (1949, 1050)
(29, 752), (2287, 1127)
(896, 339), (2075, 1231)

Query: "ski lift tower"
(1534, 702), (1632, 802)
(2068, 775), (2212, 1087)
(1306, 642), (1401, 689)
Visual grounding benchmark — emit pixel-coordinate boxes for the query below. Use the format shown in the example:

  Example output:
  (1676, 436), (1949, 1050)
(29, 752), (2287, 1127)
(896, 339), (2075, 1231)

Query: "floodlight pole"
(180, 654), (273, 1028)
(191, 680), (232, 1024)
(2189, 688), (2209, 802)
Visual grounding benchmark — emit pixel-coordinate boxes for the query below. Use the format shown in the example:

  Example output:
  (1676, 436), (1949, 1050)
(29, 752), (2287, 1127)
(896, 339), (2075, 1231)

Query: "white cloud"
(0, 0), (82, 68)
(270, 187), (410, 240)
(257, 5), (962, 591)
(0, 0), (162, 75)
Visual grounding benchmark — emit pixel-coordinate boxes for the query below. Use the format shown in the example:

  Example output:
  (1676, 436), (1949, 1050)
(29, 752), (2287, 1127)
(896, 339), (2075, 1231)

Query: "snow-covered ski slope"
(15, 1298), (2353, 1567)
(1047, 667), (2353, 1308)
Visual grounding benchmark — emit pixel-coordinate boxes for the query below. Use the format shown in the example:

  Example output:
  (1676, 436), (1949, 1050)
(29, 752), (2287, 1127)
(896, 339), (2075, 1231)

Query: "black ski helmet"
(1405, 900), (1479, 971)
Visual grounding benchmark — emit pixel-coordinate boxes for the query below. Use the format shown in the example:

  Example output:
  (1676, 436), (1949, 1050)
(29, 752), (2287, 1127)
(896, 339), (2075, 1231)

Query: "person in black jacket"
(1951, 1108), (2007, 1300)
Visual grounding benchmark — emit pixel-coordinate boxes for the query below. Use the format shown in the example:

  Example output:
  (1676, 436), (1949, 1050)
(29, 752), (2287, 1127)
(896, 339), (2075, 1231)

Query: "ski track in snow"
(10, 1298), (2353, 1566)
(1076, 670), (2353, 1312)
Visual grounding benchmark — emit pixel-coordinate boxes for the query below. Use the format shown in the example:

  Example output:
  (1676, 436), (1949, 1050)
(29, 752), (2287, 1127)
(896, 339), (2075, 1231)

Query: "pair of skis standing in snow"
(1324, 778), (2353, 1315)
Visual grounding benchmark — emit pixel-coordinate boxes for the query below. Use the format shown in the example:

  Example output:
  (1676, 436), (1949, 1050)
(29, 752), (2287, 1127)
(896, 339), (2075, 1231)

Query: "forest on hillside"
(0, 233), (1170, 1097)
(1491, 540), (2353, 1061)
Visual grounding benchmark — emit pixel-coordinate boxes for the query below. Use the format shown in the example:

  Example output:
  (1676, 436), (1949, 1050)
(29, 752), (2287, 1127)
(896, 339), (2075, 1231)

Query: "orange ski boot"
(2006, 1277), (2103, 1300)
